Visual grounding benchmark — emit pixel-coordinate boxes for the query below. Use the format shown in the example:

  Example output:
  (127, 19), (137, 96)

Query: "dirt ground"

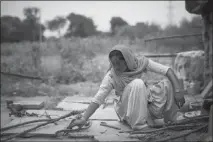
(0, 53), (210, 141)
(1, 94), (210, 142)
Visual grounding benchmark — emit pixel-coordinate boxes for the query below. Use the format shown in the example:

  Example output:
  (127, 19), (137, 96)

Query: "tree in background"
(154, 16), (203, 49)
(22, 7), (45, 42)
(46, 16), (67, 38)
(116, 22), (161, 39)
(110, 17), (129, 35)
(1, 16), (23, 42)
(65, 12), (97, 38)
(1, 7), (46, 43)
(163, 16), (202, 36)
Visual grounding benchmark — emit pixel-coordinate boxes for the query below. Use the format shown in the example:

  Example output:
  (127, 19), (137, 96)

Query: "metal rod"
(145, 33), (202, 42)
(1, 71), (43, 80)
(144, 54), (177, 58)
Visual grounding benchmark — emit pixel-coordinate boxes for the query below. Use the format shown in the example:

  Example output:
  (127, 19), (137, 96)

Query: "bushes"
(1, 35), (198, 96)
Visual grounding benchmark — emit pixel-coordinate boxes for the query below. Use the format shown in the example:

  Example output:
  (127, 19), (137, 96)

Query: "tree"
(116, 25), (137, 39)
(115, 22), (161, 39)
(65, 13), (97, 38)
(1, 16), (23, 42)
(1, 7), (46, 43)
(110, 17), (129, 35)
(46, 16), (67, 37)
(22, 7), (45, 41)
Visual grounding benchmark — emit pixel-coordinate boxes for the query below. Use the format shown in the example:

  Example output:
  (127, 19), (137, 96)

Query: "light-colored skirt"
(114, 79), (179, 130)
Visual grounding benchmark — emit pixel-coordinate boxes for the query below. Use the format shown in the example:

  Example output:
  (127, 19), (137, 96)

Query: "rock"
(174, 50), (205, 90)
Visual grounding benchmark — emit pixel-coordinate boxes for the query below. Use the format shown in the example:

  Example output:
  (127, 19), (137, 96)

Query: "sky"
(1, 1), (195, 37)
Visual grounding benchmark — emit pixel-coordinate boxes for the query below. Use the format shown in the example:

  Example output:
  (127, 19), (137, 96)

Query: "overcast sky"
(1, 1), (195, 37)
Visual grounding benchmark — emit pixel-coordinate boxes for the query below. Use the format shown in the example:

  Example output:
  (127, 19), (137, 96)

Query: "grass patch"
(1, 36), (197, 98)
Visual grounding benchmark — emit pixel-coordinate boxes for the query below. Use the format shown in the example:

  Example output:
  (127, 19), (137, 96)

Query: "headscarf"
(108, 44), (149, 92)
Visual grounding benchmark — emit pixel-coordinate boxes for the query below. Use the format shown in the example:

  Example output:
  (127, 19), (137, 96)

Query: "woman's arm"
(67, 102), (99, 129)
(166, 68), (185, 108)
(82, 102), (99, 120)
(166, 68), (183, 91)
(146, 59), (182, 90)
(75, 72), (113, 122)
(146, 59), (185, 108)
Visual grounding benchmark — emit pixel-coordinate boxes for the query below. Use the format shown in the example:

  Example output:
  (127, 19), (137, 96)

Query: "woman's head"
(108, 44), (138, 73)
(109, 50), (128, 73)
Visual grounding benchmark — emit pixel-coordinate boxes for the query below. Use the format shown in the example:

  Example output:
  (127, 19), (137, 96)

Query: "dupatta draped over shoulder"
(108, 45), (149, 93)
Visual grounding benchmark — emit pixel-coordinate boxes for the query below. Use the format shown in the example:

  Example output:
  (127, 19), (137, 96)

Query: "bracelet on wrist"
(81, 117), (87, 121)
(175, 89), (186, 93)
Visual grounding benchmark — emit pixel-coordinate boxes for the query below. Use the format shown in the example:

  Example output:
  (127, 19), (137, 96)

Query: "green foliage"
(46, 16), (67, 37)
(22, 7), (45, 42)
(1, 35), (202, 97)
(116, 22), (161, 39)
(1, 16), (23, 42)
(110, 16), (129, 35)
(23, 7), (40, 20)
(1, 7), (45, 43)
(65, 13), (97, 38)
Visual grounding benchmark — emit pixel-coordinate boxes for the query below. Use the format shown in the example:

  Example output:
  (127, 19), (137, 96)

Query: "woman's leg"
(114, 79), (149, 130)
(148, 79), (183, 123)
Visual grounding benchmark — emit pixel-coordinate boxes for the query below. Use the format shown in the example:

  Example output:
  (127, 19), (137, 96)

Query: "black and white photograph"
(1, 1), (212, 141)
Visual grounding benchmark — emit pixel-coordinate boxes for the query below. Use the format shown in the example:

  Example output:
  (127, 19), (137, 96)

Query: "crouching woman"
(68, 44), (185, 130)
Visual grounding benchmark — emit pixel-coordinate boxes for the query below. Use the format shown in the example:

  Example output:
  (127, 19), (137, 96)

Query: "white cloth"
(146, 59), (169, 75)
(114, 79), (149, 130)
(91, 59), (175, 129)
(92, 59), (169, 105)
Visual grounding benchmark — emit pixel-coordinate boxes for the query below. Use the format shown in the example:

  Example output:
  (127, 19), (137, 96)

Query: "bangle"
(81, 117), (87, 121)
(175, 89), (186, 93)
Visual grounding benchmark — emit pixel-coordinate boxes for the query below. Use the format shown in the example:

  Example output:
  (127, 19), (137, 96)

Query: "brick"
(13, 101), (44, 110)
(201, 79), (212, 99)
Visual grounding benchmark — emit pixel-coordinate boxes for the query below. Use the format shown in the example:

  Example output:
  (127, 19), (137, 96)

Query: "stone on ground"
(174, 50), (204, 92)
(56, 96), (118, 120)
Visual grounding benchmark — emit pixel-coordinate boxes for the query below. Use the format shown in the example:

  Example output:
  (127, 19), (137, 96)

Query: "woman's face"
(110, 51), (128, 73)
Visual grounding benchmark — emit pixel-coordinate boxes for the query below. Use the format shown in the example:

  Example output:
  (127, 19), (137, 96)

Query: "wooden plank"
(144, 33), (202, 42)
(1, 119), (137, 141)
(208, 105), (213, 137)
(201, 80), (212, 99)
(13, 101), (44, 110)
(1, 71), (43, 80)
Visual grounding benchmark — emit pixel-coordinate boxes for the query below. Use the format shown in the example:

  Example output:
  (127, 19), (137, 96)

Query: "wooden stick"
(149, 115), (209, 128)
(130, 124), (200, 135)
(1, 111), (81, 142)
(155, 124), (208, 142)
(1, 71), (43, 80)
(1, 119), (51, 132)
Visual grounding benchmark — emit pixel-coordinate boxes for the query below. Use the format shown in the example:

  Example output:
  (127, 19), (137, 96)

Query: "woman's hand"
(67, 117), (87, 129)
(174, 90), (186, 108)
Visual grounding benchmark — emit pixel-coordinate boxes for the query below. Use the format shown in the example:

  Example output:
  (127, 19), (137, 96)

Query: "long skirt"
(114, 79), (180, 130)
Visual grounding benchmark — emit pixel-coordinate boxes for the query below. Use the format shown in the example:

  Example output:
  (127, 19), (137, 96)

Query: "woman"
(68, 44), (185, 130)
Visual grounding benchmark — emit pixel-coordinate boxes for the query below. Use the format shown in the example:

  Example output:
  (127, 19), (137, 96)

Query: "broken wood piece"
(89, 118), (118, 121)
(45, 111), (57, 125)
(208, 105), (213, 139)
(1, 119), (50, 132)
(130, 124), (200, 135)
(128, 134), (146, 138)
(1, 110), (84, 142)
(67, 134), (95, 139)
(155, 124), (208, 142)
(129, 132), (162, 140)
(0, 71), (43, 80)
(149, 114), (209, 128)
(100, 122), (121, 130)
(201, 79), (212, 99)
